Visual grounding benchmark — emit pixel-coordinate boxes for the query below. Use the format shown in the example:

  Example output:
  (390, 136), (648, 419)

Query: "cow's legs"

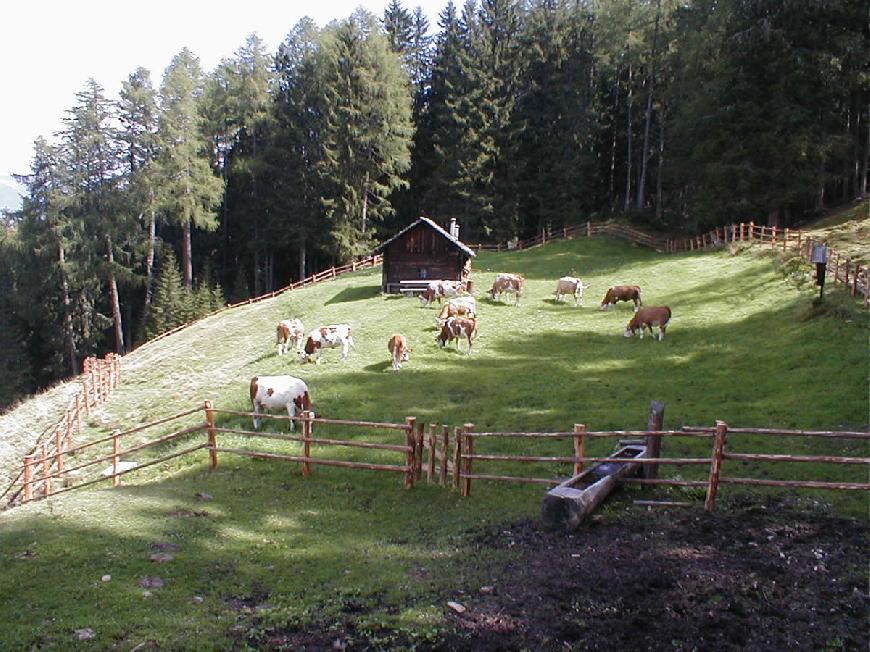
(253, 402), (262, 430)
(286, 403), (296, 431)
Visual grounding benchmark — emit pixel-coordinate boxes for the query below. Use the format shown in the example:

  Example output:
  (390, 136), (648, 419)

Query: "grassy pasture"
(0, 236), (866, 649)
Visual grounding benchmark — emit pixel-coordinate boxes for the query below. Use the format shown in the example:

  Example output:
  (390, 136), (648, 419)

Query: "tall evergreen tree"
(316, 10), (414, 258)
(155, 48), (225, 289)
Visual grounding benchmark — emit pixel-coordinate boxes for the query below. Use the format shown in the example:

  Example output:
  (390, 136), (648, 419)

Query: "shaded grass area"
(0, 236), (867, 649)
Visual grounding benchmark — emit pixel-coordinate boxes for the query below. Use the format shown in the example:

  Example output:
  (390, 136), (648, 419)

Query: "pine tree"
(155, 49), (225, 289)
(143, 249), (189, 339)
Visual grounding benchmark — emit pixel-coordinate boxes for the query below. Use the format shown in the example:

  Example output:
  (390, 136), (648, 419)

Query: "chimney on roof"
(449, 218), (459, 240)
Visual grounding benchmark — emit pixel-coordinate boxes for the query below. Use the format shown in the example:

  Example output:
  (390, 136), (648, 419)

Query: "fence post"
(461, 424), (474, 497)
(404, 417), (417, 489)
(441, 425), (450, 486)
(302, 410), (313, 477)
(427, 424), (437, 484)
(852, 264), (859, 297)
(573, 424), (586, 475)
(644, 401), (665, 480)
(586, 221), (591, 237)
(40, 445), (51, 497)
(749, 221), (754, 240)
(110, 430), (121, 488)
(771, 225), (777, 247)
(204, 400), (218, 470)
(54, 428), (65, 479)
(23, 454), (34, 502)
(415, 421), (424, 481)
(704, 421), (728, 513)
(452, 426), (462, 489)
(83, 381), (91, 416)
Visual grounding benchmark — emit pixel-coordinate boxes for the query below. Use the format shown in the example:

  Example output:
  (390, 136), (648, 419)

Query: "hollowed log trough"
(541, 444), (647, 531)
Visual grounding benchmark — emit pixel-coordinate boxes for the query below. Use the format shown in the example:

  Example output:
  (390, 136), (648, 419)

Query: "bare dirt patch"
(243, 494), (867, 651)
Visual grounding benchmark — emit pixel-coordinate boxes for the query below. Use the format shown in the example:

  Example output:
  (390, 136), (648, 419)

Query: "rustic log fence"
(6, 398), (868, 514)
(1, 353), (121, 505)
(452, 420), (870, 512)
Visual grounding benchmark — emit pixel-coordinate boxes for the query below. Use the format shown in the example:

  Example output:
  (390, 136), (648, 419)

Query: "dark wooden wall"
(381, 223), (471, 292)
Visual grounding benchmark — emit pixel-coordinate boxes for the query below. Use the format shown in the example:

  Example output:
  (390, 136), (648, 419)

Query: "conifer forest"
(0, 0), (866, 408)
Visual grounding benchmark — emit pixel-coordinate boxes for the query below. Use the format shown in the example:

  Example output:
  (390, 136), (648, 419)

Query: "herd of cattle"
(250, 275), (672, 430)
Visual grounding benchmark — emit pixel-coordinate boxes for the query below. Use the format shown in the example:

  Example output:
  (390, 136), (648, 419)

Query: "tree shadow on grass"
(325, 285), (381, 305)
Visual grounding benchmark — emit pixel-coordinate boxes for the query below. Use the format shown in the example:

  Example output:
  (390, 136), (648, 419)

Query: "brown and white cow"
(488, 273), (524, 306)
(436, 316), (478, 354)
(299, 324), (355, 363)
(624, 306), (672, 341)
(435, 296), (477, 326)
(600, 285), (643, 311)
(250, 375), (311, 431)
(419, 280), (465, 307)
(553, 276), (590, 305)
(387, 333), (410, 371)
(276, 318), (305, 356)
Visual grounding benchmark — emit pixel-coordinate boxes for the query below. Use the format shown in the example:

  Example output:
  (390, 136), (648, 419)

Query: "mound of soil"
(247, 495), (868, 651)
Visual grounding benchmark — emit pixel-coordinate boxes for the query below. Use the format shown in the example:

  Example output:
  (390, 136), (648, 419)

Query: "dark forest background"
(0, 0), (866, 409)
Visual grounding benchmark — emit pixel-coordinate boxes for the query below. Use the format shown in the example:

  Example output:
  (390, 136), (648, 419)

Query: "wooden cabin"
(374, 217), (476, 294)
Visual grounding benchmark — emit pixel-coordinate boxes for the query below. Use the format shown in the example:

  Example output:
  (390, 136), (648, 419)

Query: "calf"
(488, 273), (524, 306)
(276, 318), (305, 356)
(387, 333), (410, 371)
(300, 324), (355, 363)
(624, 306), (672, 341)
(436, 316), (478, 354)
(435, 296), (477, 326)
(600, 285), (643, 311)
(553, 276), (590, 305)
(250, 375), (311, 431)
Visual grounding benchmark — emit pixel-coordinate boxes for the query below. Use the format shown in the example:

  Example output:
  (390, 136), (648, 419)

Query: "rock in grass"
(75, 628), (96, 640)
(149, 553), (173, 563)
(137, 576), (165, 589)
(447, 601), (466, 614)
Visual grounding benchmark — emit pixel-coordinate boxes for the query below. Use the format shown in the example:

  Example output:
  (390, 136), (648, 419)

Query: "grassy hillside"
(0, 237), (866, 649)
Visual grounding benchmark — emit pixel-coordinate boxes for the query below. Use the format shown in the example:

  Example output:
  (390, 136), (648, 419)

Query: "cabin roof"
(374, 217), (476, 258)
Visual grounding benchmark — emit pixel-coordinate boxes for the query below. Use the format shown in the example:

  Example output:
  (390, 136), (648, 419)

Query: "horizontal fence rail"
(7, 398), (868, 515)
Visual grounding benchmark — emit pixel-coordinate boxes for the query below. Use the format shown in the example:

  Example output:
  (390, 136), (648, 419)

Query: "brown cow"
(387, 334), (410, 371)
(624, 306), (672, 341)
(600, 285), (642, 311)
(436, 316), (478, 354)
(435, 296), (477, 326)
(488, 273), (524, 306)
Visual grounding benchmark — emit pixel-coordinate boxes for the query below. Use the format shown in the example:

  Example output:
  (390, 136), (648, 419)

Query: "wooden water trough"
(541, 443), (648, 531)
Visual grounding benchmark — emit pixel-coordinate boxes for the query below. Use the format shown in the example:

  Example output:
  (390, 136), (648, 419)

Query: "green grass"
(0, 235), (867, 649)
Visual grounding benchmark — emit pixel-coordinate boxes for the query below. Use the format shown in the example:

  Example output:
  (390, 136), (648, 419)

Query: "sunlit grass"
(0, 234), (867, 648)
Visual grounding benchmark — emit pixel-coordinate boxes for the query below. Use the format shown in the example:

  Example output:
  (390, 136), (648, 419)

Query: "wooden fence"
(0, 353), (121, 506)
(6, 398), (868, 514)
(6, 402), (421, 506)
(453, 421), (870, 511)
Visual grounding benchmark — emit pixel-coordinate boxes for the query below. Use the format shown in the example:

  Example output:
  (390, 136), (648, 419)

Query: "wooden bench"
(387, 280), (433, 296)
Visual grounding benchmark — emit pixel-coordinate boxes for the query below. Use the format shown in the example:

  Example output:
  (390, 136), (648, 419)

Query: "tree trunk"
(361, 171), (369, 234)
(623, 58), (633, 212)
(106, 234), (125, 355)
(182, 218), (193, 290)
(637, 0), (661, 211)
(298, 239), (306, 282)
(861, 102), (869, 197)
(59, 245), (78, 376)
(609, 78), (619, 202)
(656, 105), (665, 223)
(138, 204), (157, 341)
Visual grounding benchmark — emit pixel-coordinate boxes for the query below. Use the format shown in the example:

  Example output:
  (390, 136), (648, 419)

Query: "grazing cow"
(387, 333), (410, 371)
(488, 273), (524, 306)
(435, 296), (477, 326)
(600, 285), (643, 311)
(624, 306), (672, 341)
(553, 276), (591, 305)
(436, 316), (478, 354)
(419, 280), (465, 307)
(300, 324), (355, 363)
(249, 375), (311, 431)
(276, 318), (305, 356)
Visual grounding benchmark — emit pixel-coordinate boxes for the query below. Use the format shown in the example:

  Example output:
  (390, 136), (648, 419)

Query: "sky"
(0, 0), (448, 211)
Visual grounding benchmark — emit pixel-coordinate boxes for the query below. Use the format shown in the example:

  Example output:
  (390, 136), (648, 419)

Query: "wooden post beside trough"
(404, 417), (417, 489)
(111, 430), (121, 487)
(644, 401), (665, 479)
(705, 421), (728, 512)
(205, 400), (218, 469)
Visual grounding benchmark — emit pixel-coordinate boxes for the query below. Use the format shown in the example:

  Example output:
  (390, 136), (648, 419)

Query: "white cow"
(488, 273), (524, 306)
(553, 277), (590, 306)
(435, 296), (478, 326)
(249, 375), (311, 431)
(419, 280), (465, 307)
(276, 318), (305, 356)
(300, 324), (355, 363)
